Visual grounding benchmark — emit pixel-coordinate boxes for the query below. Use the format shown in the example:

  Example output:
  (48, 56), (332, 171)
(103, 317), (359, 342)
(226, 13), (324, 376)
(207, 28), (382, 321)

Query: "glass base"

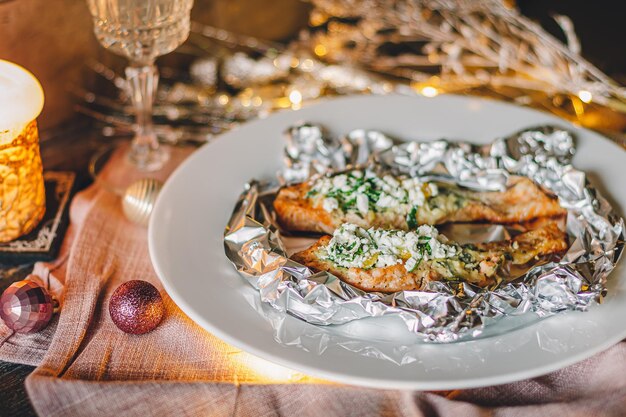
(90, 142), (171, 195)
(127, 143), (170, 172)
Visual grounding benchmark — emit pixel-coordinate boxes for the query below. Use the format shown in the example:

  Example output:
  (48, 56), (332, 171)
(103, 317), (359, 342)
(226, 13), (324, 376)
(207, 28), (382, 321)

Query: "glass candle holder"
(0, 60), (46, 243)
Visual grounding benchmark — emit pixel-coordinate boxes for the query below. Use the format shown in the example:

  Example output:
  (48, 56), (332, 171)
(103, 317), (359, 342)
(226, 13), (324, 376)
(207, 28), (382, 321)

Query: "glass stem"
(125, 63), (167, 171)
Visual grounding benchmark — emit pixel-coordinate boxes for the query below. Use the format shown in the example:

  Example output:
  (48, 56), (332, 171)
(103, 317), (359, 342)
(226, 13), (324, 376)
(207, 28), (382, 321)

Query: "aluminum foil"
(224, 124), (624, 345)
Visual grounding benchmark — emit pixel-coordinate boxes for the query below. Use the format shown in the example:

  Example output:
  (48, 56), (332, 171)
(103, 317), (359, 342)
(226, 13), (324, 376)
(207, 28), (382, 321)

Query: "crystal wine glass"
(86, 0), (194, 171)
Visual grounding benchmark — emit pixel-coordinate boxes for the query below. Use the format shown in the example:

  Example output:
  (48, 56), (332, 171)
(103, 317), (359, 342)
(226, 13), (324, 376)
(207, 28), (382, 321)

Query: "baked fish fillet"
(292, 223), (568, 293)
(274, 169), (565, 234)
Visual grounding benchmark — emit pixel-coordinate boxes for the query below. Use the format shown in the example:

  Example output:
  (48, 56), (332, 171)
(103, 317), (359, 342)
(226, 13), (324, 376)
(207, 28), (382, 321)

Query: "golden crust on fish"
(274, 175), (566, 234)
(274, 182), (335, 234)
(443, 177), (565, 224)
(292, 224), (568, 293)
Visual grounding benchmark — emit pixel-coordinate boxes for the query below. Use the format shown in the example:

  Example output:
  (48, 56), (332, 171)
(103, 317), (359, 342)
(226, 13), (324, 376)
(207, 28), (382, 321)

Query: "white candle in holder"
(0, 60), (46, 242)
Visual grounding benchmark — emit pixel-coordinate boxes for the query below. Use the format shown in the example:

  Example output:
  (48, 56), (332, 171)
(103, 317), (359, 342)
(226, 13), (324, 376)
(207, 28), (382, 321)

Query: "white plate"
(149, 95), (626, 390)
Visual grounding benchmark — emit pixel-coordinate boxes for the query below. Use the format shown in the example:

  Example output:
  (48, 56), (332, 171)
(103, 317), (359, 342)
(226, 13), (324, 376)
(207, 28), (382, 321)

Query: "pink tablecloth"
(0, 147), (625, 417)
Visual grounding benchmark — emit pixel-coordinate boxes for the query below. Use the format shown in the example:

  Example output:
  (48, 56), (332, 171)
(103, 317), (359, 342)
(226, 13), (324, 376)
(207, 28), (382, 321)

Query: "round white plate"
(149, 95), (626, 390)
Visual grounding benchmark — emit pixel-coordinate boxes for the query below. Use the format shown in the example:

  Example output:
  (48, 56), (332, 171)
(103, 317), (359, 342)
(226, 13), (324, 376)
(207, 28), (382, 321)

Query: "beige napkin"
(1, 147), (625, 417)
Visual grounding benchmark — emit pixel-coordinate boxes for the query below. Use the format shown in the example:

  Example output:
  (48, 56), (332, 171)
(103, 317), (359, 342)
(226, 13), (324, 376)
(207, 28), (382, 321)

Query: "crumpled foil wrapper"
(224, 123), (624, 346)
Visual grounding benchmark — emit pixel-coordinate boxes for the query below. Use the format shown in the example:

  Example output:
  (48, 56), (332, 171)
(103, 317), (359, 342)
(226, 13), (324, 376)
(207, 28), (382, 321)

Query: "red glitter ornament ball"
(0, 280), (54, 333)
(109, 280), (165, 334)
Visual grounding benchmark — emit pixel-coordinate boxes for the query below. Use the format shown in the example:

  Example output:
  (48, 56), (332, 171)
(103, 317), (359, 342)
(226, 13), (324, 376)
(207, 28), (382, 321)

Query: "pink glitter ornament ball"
(0, 280), (54, 333)
(109, 280), (165, 334)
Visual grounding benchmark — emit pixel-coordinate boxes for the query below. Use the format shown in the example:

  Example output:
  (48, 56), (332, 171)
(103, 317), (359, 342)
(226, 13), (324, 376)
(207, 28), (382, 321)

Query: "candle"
(0, 60), (46, 242)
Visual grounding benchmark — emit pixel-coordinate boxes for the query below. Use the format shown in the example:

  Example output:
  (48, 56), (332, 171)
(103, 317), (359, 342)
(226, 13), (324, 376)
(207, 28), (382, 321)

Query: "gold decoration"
(122, 178), (163, 227)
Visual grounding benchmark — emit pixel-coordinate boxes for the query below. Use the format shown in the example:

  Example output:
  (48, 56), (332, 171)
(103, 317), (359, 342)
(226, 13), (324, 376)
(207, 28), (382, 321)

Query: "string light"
(217, 94), (229, 105)
(309, 10), (328, 26)
(300, 59), (315, 72)
(314, 44), (328, 57)
(578, 90), (593, 103)
(304, 0), (626, 123)
(419, 86), (439, 97)
(289, 90), (303, 105)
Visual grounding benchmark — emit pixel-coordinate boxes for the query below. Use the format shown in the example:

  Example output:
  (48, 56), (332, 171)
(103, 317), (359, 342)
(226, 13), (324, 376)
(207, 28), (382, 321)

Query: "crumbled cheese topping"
(322, 197), (338, 212)
(322, 223), (457, 271)
(310, 170), (438, 218)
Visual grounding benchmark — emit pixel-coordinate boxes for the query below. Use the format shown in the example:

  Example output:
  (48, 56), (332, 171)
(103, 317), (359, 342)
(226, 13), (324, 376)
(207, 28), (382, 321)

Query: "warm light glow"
(0, 60), (44, 143)
(275, 97), (292, 109)
(0, 60), (46, 242)
(288, 90), (303, 105)
(217, 94), (229, 106)
(300, 59), (315, 72)
(240, 354), (301, 382)
(239, 88), (253, 107)
(578, 90), (592, 104)
(252, 96), (263, 107)
(228, 350), (326, 384)
(420, 86), (439, 97)
(572, 96), (585, 117)
(309, 10), (328, 26)
(328, 21), (341, 33)
(410, 81), (441, 98)
(314, 44), (328, 57)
